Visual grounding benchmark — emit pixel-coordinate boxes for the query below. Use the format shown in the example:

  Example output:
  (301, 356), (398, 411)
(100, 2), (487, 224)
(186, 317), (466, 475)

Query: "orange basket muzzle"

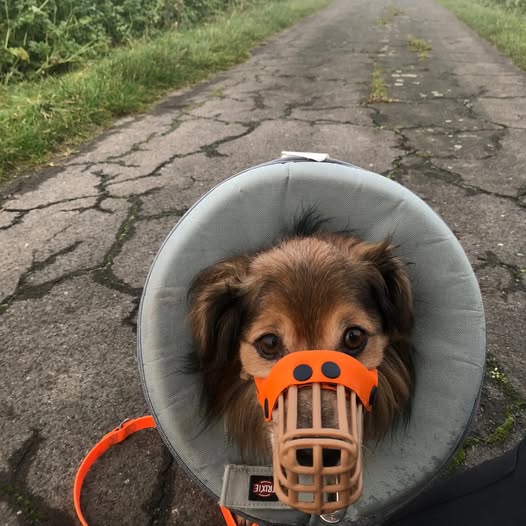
(254, 350), (378, 515)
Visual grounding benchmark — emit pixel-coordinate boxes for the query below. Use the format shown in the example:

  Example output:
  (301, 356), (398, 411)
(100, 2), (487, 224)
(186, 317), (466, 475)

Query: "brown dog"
(187, 210), (415, 517)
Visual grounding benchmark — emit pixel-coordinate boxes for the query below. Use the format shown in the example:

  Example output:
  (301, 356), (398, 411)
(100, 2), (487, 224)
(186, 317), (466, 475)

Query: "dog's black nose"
(296, 448), (341, 467)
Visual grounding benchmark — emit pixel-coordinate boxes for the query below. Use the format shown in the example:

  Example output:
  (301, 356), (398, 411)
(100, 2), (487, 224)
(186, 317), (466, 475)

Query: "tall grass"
(439, 0), (526, 71)
(487, 0), (526, 12)
(0, 0), (331, 183)
(0, 0), (247, 84)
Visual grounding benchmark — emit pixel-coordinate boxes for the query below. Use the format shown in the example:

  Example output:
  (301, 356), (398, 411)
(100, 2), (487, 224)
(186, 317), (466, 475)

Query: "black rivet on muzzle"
(369, 386), (378, 406)
(321, 361), (340, 379)
(293, 364), (313, 381)
(264, 398), (269, 419)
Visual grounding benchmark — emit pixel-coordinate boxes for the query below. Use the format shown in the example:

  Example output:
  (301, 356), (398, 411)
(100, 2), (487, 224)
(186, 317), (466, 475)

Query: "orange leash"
(220, 506), (260, 526)
(73, 416), (156, 526)
(73, 415), (258, 526)
(221, 506), (241, 525)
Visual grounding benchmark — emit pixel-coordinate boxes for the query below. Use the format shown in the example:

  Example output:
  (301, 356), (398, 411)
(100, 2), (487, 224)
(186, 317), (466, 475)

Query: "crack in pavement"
(101, 122), (260, 182)
(179, 110), (381, 129)
(0, 210), (26, 231)
(0, 241), (87, 314)
(66, 159), (141, 168)
(2, 195), (100, 216)
(373, 99), (508, 132)
(92, 196), (143, 298)
(139, 207), (188, 221)
(106, 130), (167, 162)
(475, 251), (526, 296)
(283, 96), (322, 118)
(198, 122), (260, 158)
(366, 85), (525, 208)
(0, 431), (75, 525)
(252, 92), (266, 110)
(93, 170), (121, 213)
(145, 448), (176, 526)
(403, 156), (526, 208)
(0, 196), (144, 316)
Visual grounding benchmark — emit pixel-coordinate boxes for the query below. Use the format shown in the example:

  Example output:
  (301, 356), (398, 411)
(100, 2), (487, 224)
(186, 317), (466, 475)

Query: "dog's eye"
(342, 327), (368, 355)
(254, 333), (282, 360)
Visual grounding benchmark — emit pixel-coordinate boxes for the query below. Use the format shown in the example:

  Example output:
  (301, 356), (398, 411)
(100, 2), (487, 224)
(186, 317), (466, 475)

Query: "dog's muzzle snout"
(254, 351), (378, 515)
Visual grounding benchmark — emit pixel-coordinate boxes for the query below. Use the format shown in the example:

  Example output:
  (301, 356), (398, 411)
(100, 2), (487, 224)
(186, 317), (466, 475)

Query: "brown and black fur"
(188, 210), (415, 462)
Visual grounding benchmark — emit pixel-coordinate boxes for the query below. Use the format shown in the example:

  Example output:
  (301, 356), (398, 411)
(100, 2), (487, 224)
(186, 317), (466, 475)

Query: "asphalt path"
(1, 0), (525, 525)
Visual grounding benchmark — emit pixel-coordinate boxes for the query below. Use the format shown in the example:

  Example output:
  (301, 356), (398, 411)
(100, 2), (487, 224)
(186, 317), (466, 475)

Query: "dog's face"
(188, 217), (414, 466)
(239, 236), (396, 433)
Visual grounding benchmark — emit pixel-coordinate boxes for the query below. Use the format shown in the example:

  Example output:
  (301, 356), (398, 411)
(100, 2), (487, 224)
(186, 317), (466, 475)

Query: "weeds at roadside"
(438, 0), (526, 71)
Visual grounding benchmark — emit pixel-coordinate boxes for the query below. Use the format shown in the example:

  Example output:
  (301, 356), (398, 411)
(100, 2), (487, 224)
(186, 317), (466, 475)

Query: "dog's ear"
(189, 255), (251, 372)
(359, 239), (415, 439)
(359, 239), (414, 337)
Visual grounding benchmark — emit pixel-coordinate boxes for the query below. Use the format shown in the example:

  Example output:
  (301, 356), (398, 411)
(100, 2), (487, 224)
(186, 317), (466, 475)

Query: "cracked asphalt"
(1, 0), (525, 525)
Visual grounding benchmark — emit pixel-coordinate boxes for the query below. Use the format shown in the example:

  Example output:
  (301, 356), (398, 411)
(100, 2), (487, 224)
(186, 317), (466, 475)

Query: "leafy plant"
(488, 0), (526, 11)
(0, 0), (243, 84)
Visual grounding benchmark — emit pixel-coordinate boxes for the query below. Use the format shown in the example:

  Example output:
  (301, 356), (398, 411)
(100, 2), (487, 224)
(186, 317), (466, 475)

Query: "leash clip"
(114, 418), (131, 431)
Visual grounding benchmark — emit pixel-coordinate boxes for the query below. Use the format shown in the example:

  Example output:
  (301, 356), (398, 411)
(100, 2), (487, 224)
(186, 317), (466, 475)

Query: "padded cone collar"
(138, 157), (485, 525)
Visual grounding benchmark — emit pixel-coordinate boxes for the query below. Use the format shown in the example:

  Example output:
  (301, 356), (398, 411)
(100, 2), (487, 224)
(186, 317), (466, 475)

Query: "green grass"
(439, 0), (526, 71)
(0, 0), (332, 184)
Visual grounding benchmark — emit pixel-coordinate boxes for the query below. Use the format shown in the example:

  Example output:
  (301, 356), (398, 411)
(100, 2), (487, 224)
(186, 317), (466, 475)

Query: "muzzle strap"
(254, 350), (378, 421)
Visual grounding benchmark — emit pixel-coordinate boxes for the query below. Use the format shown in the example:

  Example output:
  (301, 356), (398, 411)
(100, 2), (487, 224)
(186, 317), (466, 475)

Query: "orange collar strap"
(73, 416), (156, 526)
(253, 350), (378, 421)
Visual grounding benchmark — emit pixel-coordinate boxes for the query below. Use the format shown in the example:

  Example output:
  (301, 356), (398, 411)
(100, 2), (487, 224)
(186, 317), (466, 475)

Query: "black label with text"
(248, 475), (278, 501)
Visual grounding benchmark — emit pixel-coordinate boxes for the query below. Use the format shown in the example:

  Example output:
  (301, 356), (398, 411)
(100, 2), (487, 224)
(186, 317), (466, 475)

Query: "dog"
(187, 210), (415, 521)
